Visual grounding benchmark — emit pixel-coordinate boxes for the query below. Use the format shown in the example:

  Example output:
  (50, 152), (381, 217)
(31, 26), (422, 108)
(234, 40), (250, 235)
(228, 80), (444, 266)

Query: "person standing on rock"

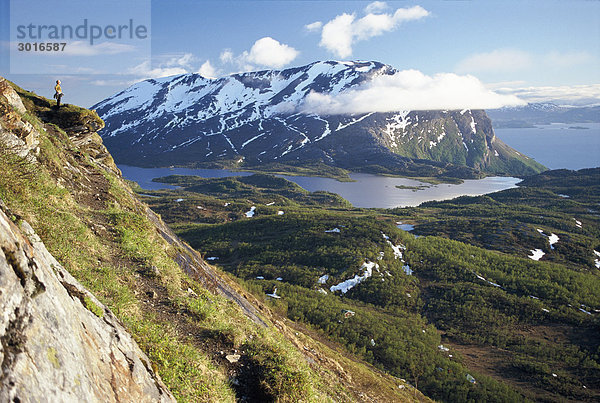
(53, 80), (63, 108)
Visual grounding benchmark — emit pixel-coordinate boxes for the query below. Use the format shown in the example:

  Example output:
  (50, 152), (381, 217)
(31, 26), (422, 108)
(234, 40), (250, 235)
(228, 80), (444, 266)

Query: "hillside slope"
(94, 61), (545, 177)
(0, 202), (175, 403)
(0, 78), (430, 401)
(142, 169), (599, 402)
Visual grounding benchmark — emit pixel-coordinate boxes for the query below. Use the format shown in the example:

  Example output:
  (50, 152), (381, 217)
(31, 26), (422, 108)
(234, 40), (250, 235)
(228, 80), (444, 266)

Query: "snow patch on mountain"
(93, 60), (542, 176)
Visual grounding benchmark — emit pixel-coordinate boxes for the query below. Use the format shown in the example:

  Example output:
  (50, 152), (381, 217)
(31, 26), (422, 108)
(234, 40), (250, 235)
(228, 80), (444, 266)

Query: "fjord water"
(495, 123), (600, 170)
(119, 164), (520, 208)
(275, 174), (519, 208)
(122, 122), (600, 208)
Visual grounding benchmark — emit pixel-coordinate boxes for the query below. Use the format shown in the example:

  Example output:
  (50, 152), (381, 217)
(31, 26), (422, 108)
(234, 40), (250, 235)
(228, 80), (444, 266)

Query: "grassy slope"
(0, 82), (428, 402)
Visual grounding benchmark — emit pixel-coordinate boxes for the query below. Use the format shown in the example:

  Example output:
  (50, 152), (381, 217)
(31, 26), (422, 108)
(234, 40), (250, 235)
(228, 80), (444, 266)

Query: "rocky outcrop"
(0, 78), (40, 161)
(0, 202), (175, 402)
(0, 77), (26, 114)
(0, 76), (120, 177)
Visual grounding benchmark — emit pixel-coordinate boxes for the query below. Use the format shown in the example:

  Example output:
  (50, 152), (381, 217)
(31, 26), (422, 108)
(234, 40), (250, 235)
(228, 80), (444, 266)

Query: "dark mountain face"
(94, 61), (545, 176)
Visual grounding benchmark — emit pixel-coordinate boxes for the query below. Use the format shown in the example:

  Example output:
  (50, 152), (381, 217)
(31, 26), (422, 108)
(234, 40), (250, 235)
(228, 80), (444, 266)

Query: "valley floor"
(139, 168), (600, 402)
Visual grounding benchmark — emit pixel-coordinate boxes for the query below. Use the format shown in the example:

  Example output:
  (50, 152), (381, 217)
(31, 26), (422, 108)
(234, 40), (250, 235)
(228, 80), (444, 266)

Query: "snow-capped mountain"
(94, 61), (545, 176)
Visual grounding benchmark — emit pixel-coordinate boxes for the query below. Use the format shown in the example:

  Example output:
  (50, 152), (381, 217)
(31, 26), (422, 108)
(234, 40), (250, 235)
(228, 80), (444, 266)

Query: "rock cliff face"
(0, 202), (175, 402)
(0, 77), (40, 161)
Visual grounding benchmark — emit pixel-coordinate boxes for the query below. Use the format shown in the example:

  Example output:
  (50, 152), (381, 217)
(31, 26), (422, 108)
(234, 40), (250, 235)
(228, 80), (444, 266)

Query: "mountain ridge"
(94, 60), (545, 177)
(488, 102), (600, 127)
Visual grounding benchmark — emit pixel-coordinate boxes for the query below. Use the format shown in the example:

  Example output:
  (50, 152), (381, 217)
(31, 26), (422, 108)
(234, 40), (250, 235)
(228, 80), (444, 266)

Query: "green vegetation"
(155, 173), (352, 209)
(242, 336), (311, 402)
(1, 80), (431, 402)
(394, 168), (600, 270)
(0, 89), (371, 402)
(0, 117), (235, 401)
(3, 79), (596, 402)
(396, 184), (432, 191)
(385, 113), (546, 176)
(9, 81), (104, 132)
(144, 167), (599, 402)
(239, 161), (355, 182)
(83, 296), (104, 318)
(167, 159), (355, 182)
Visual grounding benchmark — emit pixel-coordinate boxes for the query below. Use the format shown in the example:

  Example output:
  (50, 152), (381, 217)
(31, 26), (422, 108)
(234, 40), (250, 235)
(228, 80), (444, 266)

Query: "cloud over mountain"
(244, 37), (299, 68)
(219, 37), (299, 71)
(300, 69), (525, 114)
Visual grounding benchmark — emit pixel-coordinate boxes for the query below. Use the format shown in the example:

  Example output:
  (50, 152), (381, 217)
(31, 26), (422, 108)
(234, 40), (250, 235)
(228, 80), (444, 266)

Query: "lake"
(118, 123), (599, 208)
(495, 123), (600, 170)
(119, 164), (520, 209)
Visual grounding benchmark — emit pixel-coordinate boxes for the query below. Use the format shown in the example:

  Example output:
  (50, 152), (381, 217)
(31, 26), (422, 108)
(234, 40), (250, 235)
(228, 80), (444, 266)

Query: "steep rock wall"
(0, 202), (175, 403)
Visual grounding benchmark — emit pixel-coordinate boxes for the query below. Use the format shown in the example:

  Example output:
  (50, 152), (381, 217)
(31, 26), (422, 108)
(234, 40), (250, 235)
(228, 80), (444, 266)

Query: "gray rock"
(0, 77), (26, 114)
(0, 205), (175, 402)
(0, 77), (40, 162)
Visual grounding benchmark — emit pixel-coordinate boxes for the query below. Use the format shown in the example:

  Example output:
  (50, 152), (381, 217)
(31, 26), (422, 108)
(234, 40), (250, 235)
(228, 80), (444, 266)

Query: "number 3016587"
(17, 42), (67, 51)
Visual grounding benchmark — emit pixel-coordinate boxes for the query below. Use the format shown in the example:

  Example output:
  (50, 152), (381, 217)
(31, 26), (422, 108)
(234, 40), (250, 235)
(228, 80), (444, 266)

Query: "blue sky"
(1, 0), (599, 107)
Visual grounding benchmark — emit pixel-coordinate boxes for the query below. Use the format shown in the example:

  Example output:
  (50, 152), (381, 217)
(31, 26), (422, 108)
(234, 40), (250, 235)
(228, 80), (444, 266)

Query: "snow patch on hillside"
(528, 249), (545, 261)
(537, 229), (560, 250)
(330, 261), (377, 294)
(318, 274), (329, 284)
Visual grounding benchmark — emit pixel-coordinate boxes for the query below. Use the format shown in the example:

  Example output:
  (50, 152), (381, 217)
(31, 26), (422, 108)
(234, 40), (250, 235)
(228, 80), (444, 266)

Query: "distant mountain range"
(94, 61), (545, 177)
(488, 103), (600, 128)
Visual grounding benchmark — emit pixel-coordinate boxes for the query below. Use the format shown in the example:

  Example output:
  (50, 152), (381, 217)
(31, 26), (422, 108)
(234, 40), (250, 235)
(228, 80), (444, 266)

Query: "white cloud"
(305, 21), (323, 32)
(298, 70), (525, 114)
(319, 5), (429, 58)
(127, 53), (197, 80)
(244, 37), (299, 68)
(91, 79), (138, 87)
(220, 49), (234, 64)
(455, 49), (533, 74)
(456, 49), (594, 75)
(365, 1), (388, 14)
(198, 60), (218, 78)
(123, 52), (223, 81)
(320, 14), (356, 59)
(494, 84), (600, 105)
(486, 80), (528, 90)
(90, 54), (208, 85)
(165, 53), (194, 69)
(128, 61), (187, 79)
(220, 37), (299, 71)
(42, 64), (100, 74)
